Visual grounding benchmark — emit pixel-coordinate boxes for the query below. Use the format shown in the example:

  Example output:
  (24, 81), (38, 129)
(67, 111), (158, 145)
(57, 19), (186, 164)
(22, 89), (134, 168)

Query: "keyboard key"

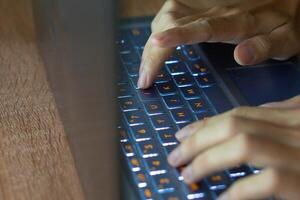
(143, 100), (164, 115)
(183, 182), (207, 200)
(117, 84), (132, 98)
(131, 125), (153, 141)
(153, 173), (176, 193)
(196, 74), (216, 88)
(119, 97), (139, 111)
(121, 142), (135, 157)
(137, 87), (159, 100)
(163, 95), (184, 109)
(145, 156), (167, 175)
(206, 173), (231, 190)
(129, 27), (148, 47)
(202, 86), (233, 114)
(127, 156), (142, 172)
(125, 63), (140, 76)
(228, 165), (252, 181)
(173, 73), (195, 87)
(118, 127), (129, 142)
(171, 108), (193, 124)
(124, 110), (146, 126)
(116, 35), (132, 53)
(130, 76), (139, 89)
(120, 51), (140, 64)
(155, 68), (171, 83)
(187, 60), (209, 76)
(180, 86), (201, 99)
(188, 98), (208, 113)
(166, 62), (189, 75)
(156, 81), (177, 96)
(165, 50), (181, 63)
(160, 192), (181, 200)
(182, 45), (200, 60)
(196, 112), (214, 120)
(157, 129), (178, 146)
(137, 140), (159, 158)
(140, 187), (154, 200)
(174, 166), (185, 181)
(150, 114), (172, 130)
(134, 171), (148, 188)
(177, 122), (190, 130)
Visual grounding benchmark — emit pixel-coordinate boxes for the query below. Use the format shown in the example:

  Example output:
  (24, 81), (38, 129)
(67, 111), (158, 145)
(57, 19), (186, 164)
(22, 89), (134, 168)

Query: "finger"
(169, 113), (300, 168)
(175, 116), (213, 141)
(260, 95), (300, 109)
(180, 134), (300, 183)
(152, 0), (193, 32)
(234, 23), (300, 65)
(219, 168), (300, 200)
(138, 39), (174, 89)
(175, 106), (300, 143)
(139, 1), (189, 89)
(151, 12), (258, 47)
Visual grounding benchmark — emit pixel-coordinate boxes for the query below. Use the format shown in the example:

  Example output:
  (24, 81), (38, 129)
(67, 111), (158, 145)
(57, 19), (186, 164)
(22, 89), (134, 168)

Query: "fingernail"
(181, 166), (193, 183)
(242, 46), (256, 64)
(218, 193), (229, 200)
(168, 148), (181, 166)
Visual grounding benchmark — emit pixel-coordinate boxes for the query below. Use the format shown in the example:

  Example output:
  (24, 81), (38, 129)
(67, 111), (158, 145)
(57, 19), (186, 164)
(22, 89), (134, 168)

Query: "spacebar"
(202, 86), (233, 114)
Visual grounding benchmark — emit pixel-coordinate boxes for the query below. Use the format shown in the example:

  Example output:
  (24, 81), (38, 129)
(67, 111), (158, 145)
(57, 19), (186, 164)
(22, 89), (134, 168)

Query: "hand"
(168, 95), (300, 200)
(138, 0), (300, 89)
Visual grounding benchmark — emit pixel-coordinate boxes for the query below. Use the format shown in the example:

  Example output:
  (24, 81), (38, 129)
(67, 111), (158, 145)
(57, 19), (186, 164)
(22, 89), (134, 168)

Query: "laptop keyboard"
(117, 24), (259, 200)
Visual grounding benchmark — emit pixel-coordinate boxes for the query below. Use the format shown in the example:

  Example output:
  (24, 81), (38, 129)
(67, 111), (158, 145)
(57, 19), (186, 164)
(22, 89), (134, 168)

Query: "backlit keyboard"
(117, 24), (259, 200)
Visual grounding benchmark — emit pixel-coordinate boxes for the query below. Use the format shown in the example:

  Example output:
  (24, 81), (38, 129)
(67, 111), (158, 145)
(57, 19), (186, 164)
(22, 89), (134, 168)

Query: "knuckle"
(252, 36), (272, 57)
(196, 18), (213, 41)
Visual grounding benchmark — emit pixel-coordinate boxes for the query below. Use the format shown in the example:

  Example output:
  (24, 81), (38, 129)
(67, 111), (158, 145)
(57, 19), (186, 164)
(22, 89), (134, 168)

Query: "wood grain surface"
(0, 0), (163, 199)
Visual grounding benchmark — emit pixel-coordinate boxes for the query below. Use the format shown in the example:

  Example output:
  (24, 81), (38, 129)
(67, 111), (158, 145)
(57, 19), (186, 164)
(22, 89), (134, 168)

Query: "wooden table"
(0, 0), (163, 199)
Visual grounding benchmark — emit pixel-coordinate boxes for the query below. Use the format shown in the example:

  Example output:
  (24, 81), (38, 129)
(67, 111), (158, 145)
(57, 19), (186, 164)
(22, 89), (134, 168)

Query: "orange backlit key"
(170, 108), (193, 124)
(184, 182), (208, 200)
(119, 97), (139, 111)
(137, 140), (159, 158)
(206, 173), (230, 190)
(145, 156), (167, 175)
(124, 110), (146, 126)
(143, 100), (164, 115)
(140, 187), (154, 199)
(127, 156), (142, 172)
(121, 142), (135, 157)
(150, 114), (172, 130)
(134, 171), (148, 188)
(156, 81), (177, 96)
(187, 60), (209, 76)
(118, 127), (129, 142)
(153, 173), (175, 193)
(131, 125), (152, 141)
(157, 128), (178, 146)
(188, 98), (208, 113)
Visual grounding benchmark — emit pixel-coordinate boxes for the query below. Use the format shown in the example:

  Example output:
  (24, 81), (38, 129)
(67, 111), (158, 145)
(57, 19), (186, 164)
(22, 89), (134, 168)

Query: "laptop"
(118, 18), (300, 200)
(35, 0), (300, 199)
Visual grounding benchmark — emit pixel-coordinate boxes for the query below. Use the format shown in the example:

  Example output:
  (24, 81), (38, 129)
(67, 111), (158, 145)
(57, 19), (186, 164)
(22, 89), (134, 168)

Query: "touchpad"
(227, 63), (300, 106)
